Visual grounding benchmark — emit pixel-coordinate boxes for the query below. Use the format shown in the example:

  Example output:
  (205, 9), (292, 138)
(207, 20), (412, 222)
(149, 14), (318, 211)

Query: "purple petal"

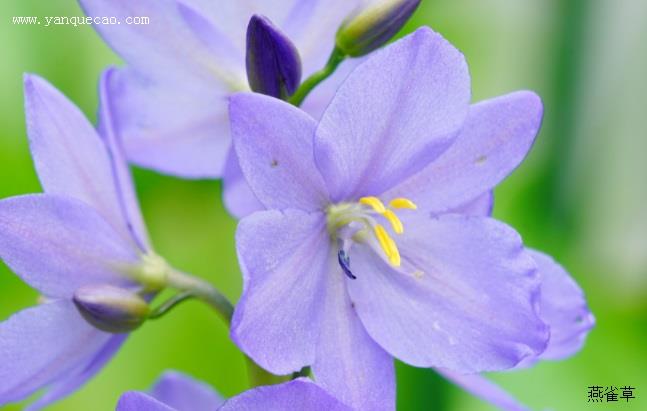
(246, 14), (302, 99)
(0, 300), (111, 404)
(150, 370), (224, 411)
(0, 194), (138, 298)
(314, 27), (470, 201)
(117, 392), (175, 411)
(386, 91), (543, 213)
(25, 335), (126, 411)
(222, 149), (264, 219)
(79, 0), (243, 87)
(23, 74), (140, 249)
(105, 66), (232, 178)
(313, 272), (395, 410)
(530, 249), (595, 361)
(436, 369), (529, 411)
(231, 209), (329, 374)
(174, 1), (243, 76)
(98, 68), (151, 252)
(219, 378), (352, 411)
(449, 192), (494, 217)
(229, 93), (329, 212)
(346, 214), (549, 372)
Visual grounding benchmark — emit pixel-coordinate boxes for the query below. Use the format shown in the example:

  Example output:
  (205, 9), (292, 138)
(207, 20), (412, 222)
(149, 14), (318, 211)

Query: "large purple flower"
(116, 371), (350, 411)
(228, 27), (592, 410)
(0, 72), (161, 409)
(78, 0), (362, 217)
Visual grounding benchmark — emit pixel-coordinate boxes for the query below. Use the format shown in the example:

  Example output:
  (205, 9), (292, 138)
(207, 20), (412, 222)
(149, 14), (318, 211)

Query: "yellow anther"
(359, 196), (386, 213)
(389, 198), (418, 210)
(382, 209), (403, 234)
(373, 224), (401, 267)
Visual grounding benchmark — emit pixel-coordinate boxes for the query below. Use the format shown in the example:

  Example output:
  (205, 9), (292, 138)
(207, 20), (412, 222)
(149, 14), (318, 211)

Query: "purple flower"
(0, 71), (161, 409)
(78, 0), (362, 217)
(116, 371), (350, 411)
(227, 27), (592, 410)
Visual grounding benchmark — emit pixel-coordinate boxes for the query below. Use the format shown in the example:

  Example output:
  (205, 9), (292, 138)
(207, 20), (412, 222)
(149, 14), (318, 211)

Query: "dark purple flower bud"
(246, 14), (302, 99)
(73, 284), (150, 333)
(336, 0), (421, 57)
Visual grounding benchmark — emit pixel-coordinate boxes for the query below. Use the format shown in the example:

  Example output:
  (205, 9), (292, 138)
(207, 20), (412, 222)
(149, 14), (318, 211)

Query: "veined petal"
(222, 149), (264, 219)
(229, 93), (329, 212)
(0, 194), (137, 298)
(436, 369), (529, 411)
(313, 271), (395, 411)
(530, 249), (594, 361)
(231, 209), (329, 374)
(386, 91), (543, 213)
(150, 370), (224, 411)
(0, 300), (111, 404)
(219, 378), (352, 411)
(25, 335), (126, 411)
(315, 27), (470, 201)
(23, 74), (139, 249)
(346, 214), (549, 372)
(98, 68), (151, 252)
(105, 66), (232, 178)
(117, 392), (175, 411)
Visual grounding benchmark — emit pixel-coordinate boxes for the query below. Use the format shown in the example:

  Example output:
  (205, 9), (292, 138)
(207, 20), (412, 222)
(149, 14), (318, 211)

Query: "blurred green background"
(1, 0), (645, 410)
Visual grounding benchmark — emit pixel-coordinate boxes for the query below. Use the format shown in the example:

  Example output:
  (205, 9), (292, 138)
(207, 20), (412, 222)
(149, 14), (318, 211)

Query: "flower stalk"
(288, 47), (346, 106)
(165, 269), (234, 325)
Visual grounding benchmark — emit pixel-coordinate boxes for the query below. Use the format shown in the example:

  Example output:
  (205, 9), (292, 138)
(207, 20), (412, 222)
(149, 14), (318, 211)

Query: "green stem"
(148, 290), (195, 319)
(289, 47), (346, 106)
(166, 269), (234, 326)
(165, 269), (279, 387)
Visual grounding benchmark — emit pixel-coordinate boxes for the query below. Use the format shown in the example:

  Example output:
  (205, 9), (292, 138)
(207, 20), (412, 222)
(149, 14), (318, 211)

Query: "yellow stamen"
(359, 196), (386, 213)
(389, 197), (418, 210)
(385, 235), (401, 266)
(382, 209), (403, 234)
(373, 224), (401, 266)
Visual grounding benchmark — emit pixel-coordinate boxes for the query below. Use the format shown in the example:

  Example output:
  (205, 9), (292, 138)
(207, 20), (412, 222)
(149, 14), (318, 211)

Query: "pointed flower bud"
(73, 284), (150, 333)
(336, 0), (421, 57)
(246, 14), (302, 99)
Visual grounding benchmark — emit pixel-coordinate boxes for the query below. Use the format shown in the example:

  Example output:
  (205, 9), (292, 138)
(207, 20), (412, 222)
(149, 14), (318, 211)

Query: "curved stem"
(166, 269), (234, 326)
(288, 47), (346, 106)
(148, 290), (195, 319)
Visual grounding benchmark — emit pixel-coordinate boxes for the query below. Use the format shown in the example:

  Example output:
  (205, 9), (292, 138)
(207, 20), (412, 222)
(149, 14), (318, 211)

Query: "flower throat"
(326, 196), (417, 279)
